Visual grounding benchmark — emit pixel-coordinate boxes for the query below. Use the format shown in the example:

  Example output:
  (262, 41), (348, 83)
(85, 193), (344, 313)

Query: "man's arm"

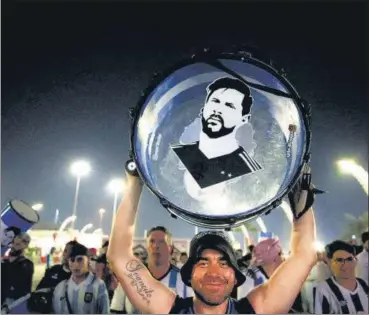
(247, 208), (317, 314)
(107, 174), (176, 314)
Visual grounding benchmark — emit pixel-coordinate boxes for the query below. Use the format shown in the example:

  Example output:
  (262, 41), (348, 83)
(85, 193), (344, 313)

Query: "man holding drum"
(108, 165), (317, 314)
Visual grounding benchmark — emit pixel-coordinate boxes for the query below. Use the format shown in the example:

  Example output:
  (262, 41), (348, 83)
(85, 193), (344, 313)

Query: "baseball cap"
(69, 242), (89, 258)
(180, 231), (246, 287)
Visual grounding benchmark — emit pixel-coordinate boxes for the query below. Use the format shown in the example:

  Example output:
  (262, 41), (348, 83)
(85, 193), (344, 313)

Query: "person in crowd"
(107, 165), (317, 314)
(46, 247), (56, 270)
(101, 240), (109, 255)
(52, 242), (110, 314)
(110, 226), (193, 313)
(95, 253), (118, 302)
(301, 249), (332, 313)
(1, 232), (34, 307)
(177, 252), (189, 268)
(239, 237), (304, 313)
(36, 241), (76, 290)
(356, 231), (369, 285)
(314, 240), (368, 314)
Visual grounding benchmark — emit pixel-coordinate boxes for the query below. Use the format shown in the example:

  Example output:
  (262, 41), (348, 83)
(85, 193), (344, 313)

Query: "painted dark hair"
(206, 77), (253, 116)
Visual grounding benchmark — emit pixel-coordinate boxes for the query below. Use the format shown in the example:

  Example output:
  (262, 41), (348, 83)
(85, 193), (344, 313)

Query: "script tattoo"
(125, 260), (154, 305)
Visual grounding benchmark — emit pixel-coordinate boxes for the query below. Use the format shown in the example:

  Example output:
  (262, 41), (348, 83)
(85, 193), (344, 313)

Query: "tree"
(342, 211), (369, 241)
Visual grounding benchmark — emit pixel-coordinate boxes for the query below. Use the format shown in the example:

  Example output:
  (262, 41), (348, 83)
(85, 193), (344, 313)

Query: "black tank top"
(169, 296), (256, 314)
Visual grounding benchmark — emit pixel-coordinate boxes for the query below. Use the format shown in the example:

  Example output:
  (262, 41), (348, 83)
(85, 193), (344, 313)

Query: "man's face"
(147, 231), (172, 266)
(10, 236), (28, 253)
(191, 249), (236, 306)
(202, 88), (247, 139)
(180, 254), (188, 264)
(68, 255), (89, 277)
(330, 250), (357, 280)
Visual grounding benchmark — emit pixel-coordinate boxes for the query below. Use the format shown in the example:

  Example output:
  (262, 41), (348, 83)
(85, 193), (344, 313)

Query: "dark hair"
(206, 77), (253, 116)
(66, 240), (78, 247)
(102, 240), (109, 248)
(325, 240), (356, 259)
(5, 226), (21, 235)
(361, 231), (369, 244)
(147, 226), (172, 239)
(248, 245), (255, 252)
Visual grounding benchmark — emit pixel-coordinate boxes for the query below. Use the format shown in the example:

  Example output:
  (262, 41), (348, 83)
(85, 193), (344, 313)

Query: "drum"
(1, 200), (40, 255)
(129, 49), (311, 228)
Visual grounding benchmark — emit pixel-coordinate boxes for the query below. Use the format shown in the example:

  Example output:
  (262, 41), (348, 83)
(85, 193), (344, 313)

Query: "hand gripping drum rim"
(128, 48), (312, 229)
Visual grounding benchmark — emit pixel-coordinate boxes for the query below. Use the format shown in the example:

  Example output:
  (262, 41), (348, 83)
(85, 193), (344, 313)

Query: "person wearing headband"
(314, 240), (368, 314)
(108, 164), (317, 314)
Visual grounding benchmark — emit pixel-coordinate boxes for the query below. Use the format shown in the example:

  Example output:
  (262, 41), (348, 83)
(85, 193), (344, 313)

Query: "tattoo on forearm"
(125, 260), (154, 305)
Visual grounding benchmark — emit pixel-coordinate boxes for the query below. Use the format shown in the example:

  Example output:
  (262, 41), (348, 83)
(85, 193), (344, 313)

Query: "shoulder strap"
(169, 268), (178, 289)
(64, 280), (74, 314)
(356, 278), (369, 295)
(326, 278), (349, 314)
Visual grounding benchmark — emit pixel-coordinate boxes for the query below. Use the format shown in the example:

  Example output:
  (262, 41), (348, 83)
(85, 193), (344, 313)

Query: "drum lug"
(304, 152), (311, 163)
(170, 214), (177, 219)
(224, 227), (231, 232)
(128, 107), (137, 121)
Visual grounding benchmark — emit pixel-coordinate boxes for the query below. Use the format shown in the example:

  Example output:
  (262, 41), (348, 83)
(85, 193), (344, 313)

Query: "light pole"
(99, 208), (106, 231)
(54, 209), (60, 225)
(32, 203), (44, 211)
(107, 179), (124, 228)
(70, 160), (91, 229)
(337, 159), (368, 195)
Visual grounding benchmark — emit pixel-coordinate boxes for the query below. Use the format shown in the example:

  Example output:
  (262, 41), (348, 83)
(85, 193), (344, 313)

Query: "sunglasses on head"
(69, 256), (85, 263)
(334, 256), (355, 263)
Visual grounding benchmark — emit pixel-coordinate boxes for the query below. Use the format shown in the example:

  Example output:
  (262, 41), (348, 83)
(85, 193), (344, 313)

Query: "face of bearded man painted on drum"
(201, 77), (253, 139)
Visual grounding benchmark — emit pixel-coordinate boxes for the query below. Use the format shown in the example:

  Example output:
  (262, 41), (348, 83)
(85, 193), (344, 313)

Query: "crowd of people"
(1, 168), (368, 314)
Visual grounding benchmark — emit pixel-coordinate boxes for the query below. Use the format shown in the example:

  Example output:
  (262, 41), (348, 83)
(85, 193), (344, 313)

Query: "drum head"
(10, 200), (40, 224)
(131, 52), (311, 228)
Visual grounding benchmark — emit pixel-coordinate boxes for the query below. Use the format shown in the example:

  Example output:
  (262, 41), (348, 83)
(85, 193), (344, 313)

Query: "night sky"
(2, 2), (368, 246)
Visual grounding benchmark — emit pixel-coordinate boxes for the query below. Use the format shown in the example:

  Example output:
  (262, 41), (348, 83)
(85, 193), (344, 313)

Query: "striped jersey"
(172, 142), (262, 189)
(314, 276), (369, 314)
(111, 264), (193, 314)
(52, 272), (110, 314)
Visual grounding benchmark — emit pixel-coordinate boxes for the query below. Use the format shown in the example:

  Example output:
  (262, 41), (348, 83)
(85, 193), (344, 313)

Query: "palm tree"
(342, 211), (368, 241)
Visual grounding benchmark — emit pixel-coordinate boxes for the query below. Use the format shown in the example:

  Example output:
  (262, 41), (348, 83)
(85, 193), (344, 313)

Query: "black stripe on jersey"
(322, 295), (330, 314)
(326, 278), (350, 314)
(313, 287), (316, 310)
(351, 293), (364, 313)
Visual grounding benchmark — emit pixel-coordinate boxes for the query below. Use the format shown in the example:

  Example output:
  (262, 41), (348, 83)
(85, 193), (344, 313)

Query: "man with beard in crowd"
(171, 77), (262, 189)
(315, 240), (368, 314)
(108, 164), (317, 314)
(110, 226), (192, 313)
(356, 231), (369, 285)
(1, 232), (34, 308)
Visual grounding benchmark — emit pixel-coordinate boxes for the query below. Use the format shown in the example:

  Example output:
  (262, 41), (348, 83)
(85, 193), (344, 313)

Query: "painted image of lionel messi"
(172, 77), (263, 189)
